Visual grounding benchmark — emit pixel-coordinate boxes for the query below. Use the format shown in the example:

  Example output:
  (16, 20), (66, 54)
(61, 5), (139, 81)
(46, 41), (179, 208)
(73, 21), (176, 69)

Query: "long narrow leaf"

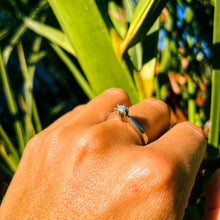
(0, 27), (10, 40)
(124, 0), (143, 71)
(32, 95), (42, 133)
(120, 0), (168, 55)
(18, 95), (36, 141)
(0, 124), (20, 162)
(208, 0), (220, 149)
(0, 141), (17, 173)
(0, 50), (25, 154)
(17, 42), (32, 116)
(134, 17), (160, 99)
(122, 0), (135, 23)
(28, 16), (46, 79)
(17, 43), (38, 141)
(28, 34), (44, 134)
(2, 0), (48, 64)
(3, 24), (26, 64)
(108, 1), (127, 39)
(0, 159), (14, 178)
(51, 43), (94, 100)
(24, 18), (75, 56)
(48, 0), (139, 104)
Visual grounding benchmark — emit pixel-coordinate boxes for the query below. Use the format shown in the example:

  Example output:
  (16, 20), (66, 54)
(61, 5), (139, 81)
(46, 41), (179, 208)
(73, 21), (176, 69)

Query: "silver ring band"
(106, 104), (148, 145)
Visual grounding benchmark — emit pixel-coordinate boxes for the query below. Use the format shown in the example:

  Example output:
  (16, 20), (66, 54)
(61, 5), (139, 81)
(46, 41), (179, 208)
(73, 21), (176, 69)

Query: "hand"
(0, 88), (207, 219)
(203, 169), (220, 220)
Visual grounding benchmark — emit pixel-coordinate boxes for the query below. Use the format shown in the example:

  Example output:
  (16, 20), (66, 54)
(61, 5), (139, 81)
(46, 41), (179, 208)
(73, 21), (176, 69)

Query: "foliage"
(0, 0), (219, 217)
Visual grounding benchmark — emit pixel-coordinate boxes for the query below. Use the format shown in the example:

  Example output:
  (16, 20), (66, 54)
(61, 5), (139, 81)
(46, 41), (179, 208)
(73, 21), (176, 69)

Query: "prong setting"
(106, 104), (148, 145)
(114, 104), (128, 118)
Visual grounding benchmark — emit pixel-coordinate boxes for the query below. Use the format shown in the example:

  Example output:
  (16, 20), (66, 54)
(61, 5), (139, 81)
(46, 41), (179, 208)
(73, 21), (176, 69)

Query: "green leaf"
(0, 124), (20, 163)
(134, 17), (160, 100)
(0, 158), (14, 178)
(208, 0), (220, 148)
(51, 43), (94, 100)
(120, 0), (168, 55)
(108, 1), (127, 39)
(124, 0), (143, 71)
(0, 27), (10, 40)
(28, 34), (43, 134)
(0, 141), (17, 173)
(0, 49), (25, 154)
(28, 16), (46, 79)
(159, 37), (172, 73)
(2, 0), (48, 64)
(32, 95), (42, 133)
(184, 6), (194, 23)
(187, 76), (196, 124)
(3, 24), (27, 64)
(17, 42), (32, 117)
(24, 18), (75, 55)
(48, 0), (139, 104)
(122, 0), (135, 23)
(17, 42), (36, 142)
(128, 42), (143, 71)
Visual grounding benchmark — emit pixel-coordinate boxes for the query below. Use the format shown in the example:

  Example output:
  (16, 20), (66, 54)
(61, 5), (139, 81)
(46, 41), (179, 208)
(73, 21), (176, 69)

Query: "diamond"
(115, 104), (128, 114)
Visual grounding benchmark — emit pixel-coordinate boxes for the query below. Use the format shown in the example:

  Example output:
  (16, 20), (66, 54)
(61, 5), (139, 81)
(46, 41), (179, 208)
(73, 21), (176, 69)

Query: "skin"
(0, 88), (214, 219)
(202, 169), (220, 220)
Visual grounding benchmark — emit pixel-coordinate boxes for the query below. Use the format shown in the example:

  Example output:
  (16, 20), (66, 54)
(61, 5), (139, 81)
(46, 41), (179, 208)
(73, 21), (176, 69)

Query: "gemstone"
(115, 104), (128, 114)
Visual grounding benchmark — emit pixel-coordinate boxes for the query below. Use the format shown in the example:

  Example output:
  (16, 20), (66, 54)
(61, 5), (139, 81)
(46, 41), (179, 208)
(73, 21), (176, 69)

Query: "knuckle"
(178, 121), (207, 142)
(26, 133), (41, 149)
(154, 155), (176, 184)
(106, 88), (130, 101)
(72, 104), (85, 112)
(23, 133), (43, 157)
(138, 152), (177, 188)
(125, 152), (175, 190)
(75, 125), (109, 153)
(146, 98), (169, 113)
(121, 157), (175, 199)
(181, 121), (204, 135)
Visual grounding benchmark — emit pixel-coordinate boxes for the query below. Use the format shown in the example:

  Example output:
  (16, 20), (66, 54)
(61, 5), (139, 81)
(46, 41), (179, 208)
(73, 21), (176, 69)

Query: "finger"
(103, 116), (149, 146)
(82, 88), (131, 125)
(147, 122), (207, 212)
(129, 98), (170, 143)
(48, 88), (130, 127)
(55, 104), (86, 125)
(38, 104), (86, 133)
(205, 169), (220, 215)
(150, 121), (207, 184)
(202, 209), (220, 220)
(150, 122), (206, 168)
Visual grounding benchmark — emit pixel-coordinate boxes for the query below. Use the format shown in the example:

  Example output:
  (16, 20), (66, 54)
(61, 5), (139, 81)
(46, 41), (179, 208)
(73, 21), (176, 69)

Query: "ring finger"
(104, 98), (170, 146)
(128, 98), (170, 144)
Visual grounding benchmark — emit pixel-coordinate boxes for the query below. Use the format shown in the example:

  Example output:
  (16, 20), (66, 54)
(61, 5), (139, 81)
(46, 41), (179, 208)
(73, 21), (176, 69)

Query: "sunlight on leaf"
(120, 0), (168, 56)
(24, 18), (75, 56)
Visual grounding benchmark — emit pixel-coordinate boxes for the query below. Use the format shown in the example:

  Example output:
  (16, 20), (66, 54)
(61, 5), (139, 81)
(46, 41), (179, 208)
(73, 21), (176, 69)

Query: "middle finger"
(129, 98), (170, 144)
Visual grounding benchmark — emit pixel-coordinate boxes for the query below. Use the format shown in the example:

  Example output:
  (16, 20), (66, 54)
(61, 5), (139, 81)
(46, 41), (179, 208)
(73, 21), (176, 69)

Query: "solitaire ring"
(106, 104), (148, 145)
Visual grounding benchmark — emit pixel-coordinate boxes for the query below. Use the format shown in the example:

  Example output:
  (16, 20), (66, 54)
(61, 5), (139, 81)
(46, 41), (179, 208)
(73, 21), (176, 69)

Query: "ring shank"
(106, 112), (148, 145)
(126, 116), (148, 145)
